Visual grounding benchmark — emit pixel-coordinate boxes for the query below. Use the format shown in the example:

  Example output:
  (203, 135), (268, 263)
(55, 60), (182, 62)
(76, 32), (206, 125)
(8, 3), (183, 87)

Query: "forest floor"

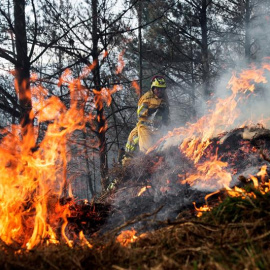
(1, 184), (270, 270)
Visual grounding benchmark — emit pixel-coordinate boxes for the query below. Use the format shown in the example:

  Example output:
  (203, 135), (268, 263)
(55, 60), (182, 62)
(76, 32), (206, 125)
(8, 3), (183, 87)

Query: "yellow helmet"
(151, 75), (166, 89)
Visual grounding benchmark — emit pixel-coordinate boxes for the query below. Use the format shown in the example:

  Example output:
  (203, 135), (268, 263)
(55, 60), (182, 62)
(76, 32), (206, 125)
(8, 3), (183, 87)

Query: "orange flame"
(257, 164), (268, 183)
(225, 186), (257, 199)
(131, 80), (140, 97)
(228, 67), (267, 95)
(193, 202), (211, 217)
(103, 50), (108, 58)
(137, 186), (151, 196)
(93, 84), (122, 110)
(116, 229), (138, 246)
(79, 231), (93, 248)
(0, 74), (88, 248)
(152, 63), (270, 192)
(180, 155), (232, 190)
(0, 61), (123, 249)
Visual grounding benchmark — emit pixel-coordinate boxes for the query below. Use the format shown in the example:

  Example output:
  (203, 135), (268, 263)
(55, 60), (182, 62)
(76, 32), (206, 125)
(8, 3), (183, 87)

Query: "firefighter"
(123, 75), (169, 165)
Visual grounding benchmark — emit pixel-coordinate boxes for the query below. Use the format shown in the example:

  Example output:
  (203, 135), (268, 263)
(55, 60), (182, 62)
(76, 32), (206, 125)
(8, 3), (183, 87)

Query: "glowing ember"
(116, 229), (138, 246)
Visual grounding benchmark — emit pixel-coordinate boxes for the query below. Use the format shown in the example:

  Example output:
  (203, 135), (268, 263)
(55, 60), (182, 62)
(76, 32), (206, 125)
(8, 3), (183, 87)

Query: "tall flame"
(179, 64), (270, 189)
(0, 53), (123, 249)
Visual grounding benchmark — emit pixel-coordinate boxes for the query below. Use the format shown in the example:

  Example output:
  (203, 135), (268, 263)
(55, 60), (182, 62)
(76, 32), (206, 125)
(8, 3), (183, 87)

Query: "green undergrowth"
(203, 185), (270, 224)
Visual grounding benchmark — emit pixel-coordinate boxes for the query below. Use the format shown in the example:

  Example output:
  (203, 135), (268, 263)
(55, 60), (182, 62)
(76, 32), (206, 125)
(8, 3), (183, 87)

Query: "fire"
(194, 166), (270, 219)
(257, 164), (268, 183)
(137, 186), (151, 196)
(228, 67), (267, 94)
(152, 63), (270, 192)
(180, 155), (232, 190)
(225, 186), (257, 199)
(224, 165), (269, 199)
(0, 69), (92, 248)
(116, 229), (138, 247)
(79, 231), (93, 248)
(193, 202), (211, 217)
(0, 51), (124, 249)
(145, 62), (270, 216)
(131, 80), (141, 97)
(193, 190), (221, 217)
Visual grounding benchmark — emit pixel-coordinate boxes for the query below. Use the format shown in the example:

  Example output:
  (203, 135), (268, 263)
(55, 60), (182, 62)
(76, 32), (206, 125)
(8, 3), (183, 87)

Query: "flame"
(228, 67), (267, 94)
(0, 56), (124, 249)
(224, 166), (269, 199)
(103, 50), (108, 58)
(150, 63), (270, 193)
(257, 164), (268, 183)
(137, 186), (151, 196)
(250, 175), (259, 188)
(0, 73), (85, 248)
(193, 202), (211, 217)
(225, 186), (257, 199)
(180, 155), (232, 190)
(79, 231), (93, 248)
(149, 63), (270, 221)
(116, 229), (138, 246)
(93, 84), (122, 110)
(131, 80), (140, 97)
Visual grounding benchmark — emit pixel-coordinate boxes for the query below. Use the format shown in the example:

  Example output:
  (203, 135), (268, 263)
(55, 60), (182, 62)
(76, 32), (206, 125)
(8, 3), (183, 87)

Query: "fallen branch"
(102, 205), (164, 238)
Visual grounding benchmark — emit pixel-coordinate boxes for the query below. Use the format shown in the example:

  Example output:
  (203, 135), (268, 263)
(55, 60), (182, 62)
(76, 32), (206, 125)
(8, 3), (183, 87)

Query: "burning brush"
(105, 61), (270, 235)
(1, 57), (270, 253)
(0, 60), (122, 249)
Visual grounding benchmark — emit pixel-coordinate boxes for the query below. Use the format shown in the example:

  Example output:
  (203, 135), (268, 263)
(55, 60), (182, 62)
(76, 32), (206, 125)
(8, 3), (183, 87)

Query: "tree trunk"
(244, 0), (251, 62)
(83, 131), (95, 198)
(14, 0), (33, 142)
(138, 0), (143, 97)
(200, 0), (211, 98)
(92, 0), (109, 191)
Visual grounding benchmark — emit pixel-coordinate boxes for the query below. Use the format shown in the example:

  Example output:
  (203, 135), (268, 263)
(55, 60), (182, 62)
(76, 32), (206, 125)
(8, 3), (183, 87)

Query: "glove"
(158, 102), (166, 112)
(148, 107), (157, 115)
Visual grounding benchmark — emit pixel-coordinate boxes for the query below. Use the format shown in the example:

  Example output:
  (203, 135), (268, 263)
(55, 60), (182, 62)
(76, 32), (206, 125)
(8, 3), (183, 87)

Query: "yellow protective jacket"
(124, 89), (170, 155)
(137, 89), (169, 128)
